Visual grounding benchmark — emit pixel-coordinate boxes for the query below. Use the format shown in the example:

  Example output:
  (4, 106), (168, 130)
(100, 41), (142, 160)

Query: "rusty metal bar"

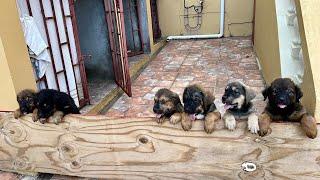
(59, 0), (81, 103)
(104, 0), (120, 84)
(127, 0), (143, 57)
(68, 0), (90, 106)
(26, 0), (33, 16)
(118, 0), (132, 96)
(50, 0), (71, 95)
(38, 0), (61, 90)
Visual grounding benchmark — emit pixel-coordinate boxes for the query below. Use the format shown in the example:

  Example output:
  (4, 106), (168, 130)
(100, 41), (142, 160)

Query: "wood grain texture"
(0, 113), (320, 179)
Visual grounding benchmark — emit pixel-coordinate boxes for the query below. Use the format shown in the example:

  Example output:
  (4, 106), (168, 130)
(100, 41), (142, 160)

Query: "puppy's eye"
(286, 89), (294, 95)
(161, 100), (166, 104)
(43, 103), (47, 107)
(272, 89), (277, 95)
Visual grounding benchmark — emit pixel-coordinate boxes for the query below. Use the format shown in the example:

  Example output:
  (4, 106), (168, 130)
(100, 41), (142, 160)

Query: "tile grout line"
(169, 40), (195, 90)
(213, 39), (222, 95)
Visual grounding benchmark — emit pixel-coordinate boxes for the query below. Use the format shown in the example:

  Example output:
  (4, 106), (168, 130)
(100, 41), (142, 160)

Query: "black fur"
(37, 89), (80, 119)
(183, 84), (217, 115)
(263, 78), (304, 119)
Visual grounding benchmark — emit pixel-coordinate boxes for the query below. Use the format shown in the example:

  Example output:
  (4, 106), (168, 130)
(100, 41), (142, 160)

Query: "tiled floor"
(80, 79), (117, 113)
(0, 36), (266, 180)
(106, 36), (266, 118)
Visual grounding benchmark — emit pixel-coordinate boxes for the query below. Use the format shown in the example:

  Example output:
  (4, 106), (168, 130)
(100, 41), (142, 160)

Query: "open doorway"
(74, 0), (117, 106)
(73, 0), (152, 112)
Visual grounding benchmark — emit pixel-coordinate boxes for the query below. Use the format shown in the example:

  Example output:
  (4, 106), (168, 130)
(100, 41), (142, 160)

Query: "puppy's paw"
(248, 114), (259, 134)
(258, 126), (270, 137)
(181, 113), (192, 131)
(32, 109), (38, 122)
(155, 117), (166, 124)
(258, 114), (272, 137)
(52, 115), (62, 125)
(13, 110), (21, 119)
(204, 112), (219, 134)
(170, 113), (181, 125)
(225, 116), (236, 131)
(301, 115), (318, 139)
(306, 130), (317, 139)
(39, 118), (46, 124)
(32, 113), (39, 122)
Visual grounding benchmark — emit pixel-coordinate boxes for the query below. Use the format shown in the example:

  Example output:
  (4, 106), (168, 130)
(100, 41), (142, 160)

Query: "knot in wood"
(139, 137), (148, 144)
(60, 143), (79, 157)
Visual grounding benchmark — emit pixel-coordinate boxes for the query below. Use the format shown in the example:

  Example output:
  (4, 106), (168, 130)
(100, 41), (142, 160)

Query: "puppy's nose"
(153, 107), (158, 113)
(279, 97), (285, 102)
(222, 96), (227, 102)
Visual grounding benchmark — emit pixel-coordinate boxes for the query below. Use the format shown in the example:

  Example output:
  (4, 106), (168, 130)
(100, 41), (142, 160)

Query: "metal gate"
(104, 0), (132, 97)
(150, 0), (161, 40)
(123, 0), (144, 57)
(19, 0), (90, 108)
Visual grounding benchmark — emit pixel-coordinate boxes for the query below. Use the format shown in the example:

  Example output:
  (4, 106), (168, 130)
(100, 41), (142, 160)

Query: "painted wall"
(157, 0), (254, 37)
(74, 0), (114, 80)
(295, 0), (320, 120)
(254, 0), (281, 84)
(0, 0), (36, 110)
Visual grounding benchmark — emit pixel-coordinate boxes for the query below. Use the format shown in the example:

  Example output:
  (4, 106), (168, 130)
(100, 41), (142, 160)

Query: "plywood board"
(0, 113), (319, 179)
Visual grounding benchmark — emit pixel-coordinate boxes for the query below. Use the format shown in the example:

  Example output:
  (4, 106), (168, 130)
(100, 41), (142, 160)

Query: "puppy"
(14, 89), (38, 121)
(182, 84), (221, 133)
(153, 88), (183, 124)
(37, 89), (80, 124)
(259, 78), (317, 139)
(222, 82), (259, 134)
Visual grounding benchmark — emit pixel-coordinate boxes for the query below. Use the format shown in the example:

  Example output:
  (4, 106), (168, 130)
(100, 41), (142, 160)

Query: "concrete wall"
(0, 0), (36, 110)
(157, 0), (254, 37)
(254, 0), (281, 84)
(295, 0), (320, 120)
(74, 0), (114, 80)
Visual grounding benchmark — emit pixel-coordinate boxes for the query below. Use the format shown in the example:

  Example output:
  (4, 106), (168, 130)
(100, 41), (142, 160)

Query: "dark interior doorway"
(74, 0), (116, 106)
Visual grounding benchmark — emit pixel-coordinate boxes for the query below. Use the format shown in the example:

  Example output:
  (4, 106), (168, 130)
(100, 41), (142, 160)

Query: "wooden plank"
(0, 113), (320, 179)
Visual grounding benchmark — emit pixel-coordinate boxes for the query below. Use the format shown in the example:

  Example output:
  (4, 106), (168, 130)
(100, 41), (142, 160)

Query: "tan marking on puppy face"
(159, 95), (173, 112)
(195, 104), (204, 114)
(232, 94), (245, 109)
(17, 89), (37, 112)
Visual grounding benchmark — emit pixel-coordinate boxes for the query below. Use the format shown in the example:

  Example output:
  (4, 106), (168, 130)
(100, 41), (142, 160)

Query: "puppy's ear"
(262, 86), (271, 101)
(171, 92), (182, 105)
(203, 90), (215, 112)
(244, 86), (256, 104)
(295, 85), (303, 102)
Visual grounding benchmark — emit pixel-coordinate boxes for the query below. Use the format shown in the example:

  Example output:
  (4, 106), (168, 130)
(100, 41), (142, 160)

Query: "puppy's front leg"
(155, 116), (167, 124)
(32, 108), (39, 122)
(204, 111), (221, 134)
(181, 112), (192, 131)
(51, 111), (65, 125)
(13, 108), (22, 119)
(301, 114), (317, 139)
(258, 113), (272, 136)
(170, 113), (182, 125)
(224, 112), (236, 131)
(248, 113), (259, 134)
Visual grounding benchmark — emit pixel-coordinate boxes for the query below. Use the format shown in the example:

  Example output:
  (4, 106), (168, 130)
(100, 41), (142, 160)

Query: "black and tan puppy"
(259, 78), (317, 138)
(37, 89), (80, 124)
(14, 89), (38, 121)
(153, 88), (183, 124)
(182, 84), (221, 133)
(222, 82), (259, 134)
